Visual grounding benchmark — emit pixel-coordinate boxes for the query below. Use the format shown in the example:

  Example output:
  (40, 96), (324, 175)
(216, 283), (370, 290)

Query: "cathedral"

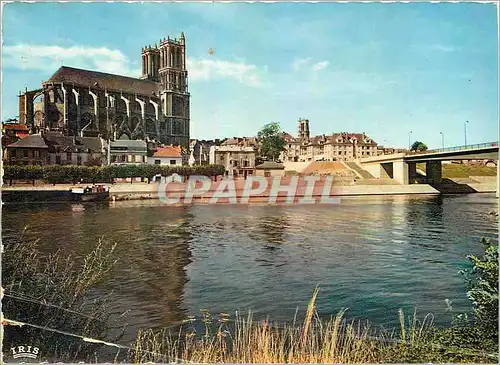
(18, 33), (190, 148)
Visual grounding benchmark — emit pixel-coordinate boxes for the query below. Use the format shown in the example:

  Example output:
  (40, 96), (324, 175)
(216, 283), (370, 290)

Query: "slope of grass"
(417, 163), (497, 178)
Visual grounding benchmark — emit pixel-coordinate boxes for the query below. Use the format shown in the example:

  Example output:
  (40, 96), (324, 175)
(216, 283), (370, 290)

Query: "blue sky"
(2, 2), (498, 148)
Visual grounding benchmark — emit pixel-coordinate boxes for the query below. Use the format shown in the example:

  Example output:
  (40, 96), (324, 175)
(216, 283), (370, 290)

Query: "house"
(5, 134), (49, 165)
(209, 145), (256, 178)
(5, 131), (106, 166)
(148, 145), (182, 166)
(44, 131), (106, 165)
(2, 122), (30, 159)
(110, 139), (148, 164)
(188, 139), (220, 166)
(255, 161), (286, 177)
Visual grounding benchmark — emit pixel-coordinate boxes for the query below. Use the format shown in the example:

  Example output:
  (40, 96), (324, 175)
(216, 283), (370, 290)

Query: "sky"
(1, 1), (498, 149)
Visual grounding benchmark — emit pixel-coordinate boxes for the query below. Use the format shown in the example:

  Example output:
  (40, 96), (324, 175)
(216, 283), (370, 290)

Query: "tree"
(411, 141), (428, 152)
(462, 238), (498, 338)
(257, 122), (286, 161)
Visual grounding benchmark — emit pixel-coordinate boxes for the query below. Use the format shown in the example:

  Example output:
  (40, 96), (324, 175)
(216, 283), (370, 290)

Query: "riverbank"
(1, 177), (497, 203)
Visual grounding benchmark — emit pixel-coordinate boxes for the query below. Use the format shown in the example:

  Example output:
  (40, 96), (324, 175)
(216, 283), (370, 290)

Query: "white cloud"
(2, 44), (141, 77)
(291, 58), (330, 72)
(3, 44), (266, 87)
(312, 61), (330, 72)
(429, 44), (457, 52)
(291, 57), (311, 72)
(186, 58), (266, 87)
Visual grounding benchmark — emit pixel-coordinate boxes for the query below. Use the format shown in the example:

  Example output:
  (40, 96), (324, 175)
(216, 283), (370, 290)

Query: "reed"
(130, 287), (497, 364)
(2, 229), (119, 362)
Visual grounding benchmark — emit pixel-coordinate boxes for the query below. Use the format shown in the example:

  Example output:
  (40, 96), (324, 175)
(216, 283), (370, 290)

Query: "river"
(2, 193), (498, 344)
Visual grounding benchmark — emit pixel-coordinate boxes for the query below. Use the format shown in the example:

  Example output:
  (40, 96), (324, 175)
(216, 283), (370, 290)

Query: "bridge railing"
(407, 141), (499, 156)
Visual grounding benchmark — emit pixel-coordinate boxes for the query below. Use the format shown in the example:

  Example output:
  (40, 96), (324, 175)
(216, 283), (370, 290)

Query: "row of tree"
(4, 164), (226, 185)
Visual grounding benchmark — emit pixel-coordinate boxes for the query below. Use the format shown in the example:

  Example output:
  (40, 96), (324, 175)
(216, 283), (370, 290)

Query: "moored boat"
(71, 185), (110, 202)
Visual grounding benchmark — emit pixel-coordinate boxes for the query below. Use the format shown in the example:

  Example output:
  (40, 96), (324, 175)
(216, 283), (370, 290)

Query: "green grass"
(417, 163), (497, 178)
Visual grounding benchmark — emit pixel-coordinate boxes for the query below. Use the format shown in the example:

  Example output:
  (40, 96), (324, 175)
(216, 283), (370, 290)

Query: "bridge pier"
(408, 162), (418, 184)
(426, 161), (442, 184)
(393, 161), (409, 185)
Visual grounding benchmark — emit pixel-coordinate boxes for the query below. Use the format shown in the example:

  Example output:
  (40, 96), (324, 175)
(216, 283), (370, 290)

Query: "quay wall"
(2, 176), (496, 203)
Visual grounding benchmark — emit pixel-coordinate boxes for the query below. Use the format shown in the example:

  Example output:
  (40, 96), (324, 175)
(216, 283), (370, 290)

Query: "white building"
(209, 145), (256, 178)
(148, 145), (182, 166)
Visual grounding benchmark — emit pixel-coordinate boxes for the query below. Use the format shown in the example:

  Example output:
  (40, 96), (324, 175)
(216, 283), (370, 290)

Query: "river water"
(2, 193), (498, 344)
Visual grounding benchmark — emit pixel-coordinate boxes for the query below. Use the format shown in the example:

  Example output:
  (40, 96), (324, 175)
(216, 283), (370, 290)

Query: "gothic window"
(68, 90), (76, 105)
(173, 120), (183, 135)
(133, 101), (142, 113)
(82, 92), (94, 107)
(172, 97), (183, 116)
(117, 98), (127, 112)
(146, 102), (155, 116)
(99, 92), (106, 107)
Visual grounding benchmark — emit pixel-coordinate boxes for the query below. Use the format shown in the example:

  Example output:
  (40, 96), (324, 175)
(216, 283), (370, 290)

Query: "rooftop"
(111, 139), (147, 148)
(2, 123), (28, 131)
(7, 134), (48, 149)
(255, 161), (285, 170)
(45, 66), (161, 96)
(153, 145), (182, 158)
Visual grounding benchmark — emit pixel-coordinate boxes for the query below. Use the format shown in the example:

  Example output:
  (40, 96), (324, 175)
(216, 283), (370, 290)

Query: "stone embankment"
(1, 176), (496, 203)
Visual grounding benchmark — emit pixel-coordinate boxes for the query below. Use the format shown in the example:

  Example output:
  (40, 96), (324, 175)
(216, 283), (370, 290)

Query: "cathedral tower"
(141, 44), (160, 82)
(158, 32), (190, 148)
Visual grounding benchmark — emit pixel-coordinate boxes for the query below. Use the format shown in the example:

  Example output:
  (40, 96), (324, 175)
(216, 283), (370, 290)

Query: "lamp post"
(408, 131), (413, 150)
(464, 120), (469, 147)
(440, 132), (444, 150)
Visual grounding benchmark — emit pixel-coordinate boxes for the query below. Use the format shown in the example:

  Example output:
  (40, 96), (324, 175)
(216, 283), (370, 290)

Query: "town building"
(255, 161), (286, 177)
(110, 140), (148, 164)
(148, 145), (182, 166)
(209, 145), (256, 178)
(2, 122), (29, 160)
(17, 33), (190, 149)
(6, 131), (106, 166)
(188, 139), (220, 166)
(221, 136), (260, 148)
(5, 134), (49, 166)
(281, 119), (379, 162)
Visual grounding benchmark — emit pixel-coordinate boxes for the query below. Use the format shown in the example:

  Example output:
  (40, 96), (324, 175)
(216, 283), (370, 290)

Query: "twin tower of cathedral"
(140, 32), (188, 93)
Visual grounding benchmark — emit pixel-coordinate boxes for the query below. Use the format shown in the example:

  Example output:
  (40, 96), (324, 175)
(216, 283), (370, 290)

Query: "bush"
(461, 238), (498, 338)
(3, 164), (226, 184)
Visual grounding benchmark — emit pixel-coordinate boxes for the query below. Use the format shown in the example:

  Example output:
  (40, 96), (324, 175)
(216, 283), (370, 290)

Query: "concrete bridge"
(359, 142), (499, 185)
